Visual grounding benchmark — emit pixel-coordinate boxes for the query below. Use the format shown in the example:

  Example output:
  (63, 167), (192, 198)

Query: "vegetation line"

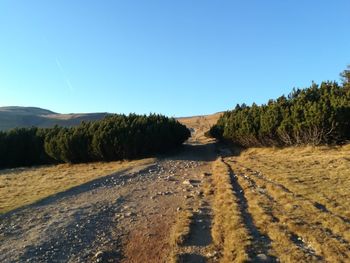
(0, 114), (190, 169)
(209, 66), (350, 147)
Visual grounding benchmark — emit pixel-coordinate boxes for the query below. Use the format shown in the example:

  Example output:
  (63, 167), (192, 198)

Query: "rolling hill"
(0, 106), (223, 131)
(0, 106), (108, 130)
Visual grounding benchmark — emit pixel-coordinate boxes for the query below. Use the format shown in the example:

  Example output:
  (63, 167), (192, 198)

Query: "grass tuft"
(211, 158), (251, 262)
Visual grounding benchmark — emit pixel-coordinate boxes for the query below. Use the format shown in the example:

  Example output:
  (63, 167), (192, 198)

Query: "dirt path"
(175, 202), (215, 263)
(0, 133), (217, 262)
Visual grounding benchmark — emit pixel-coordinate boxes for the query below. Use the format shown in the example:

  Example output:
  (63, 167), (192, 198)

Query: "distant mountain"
(0, 106), (223, 131)
(0, 106), (108, 131)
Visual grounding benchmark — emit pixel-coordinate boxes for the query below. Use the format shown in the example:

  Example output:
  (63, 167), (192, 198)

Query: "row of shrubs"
(208, 68), (350, 147)
(0, 114), (191, 168)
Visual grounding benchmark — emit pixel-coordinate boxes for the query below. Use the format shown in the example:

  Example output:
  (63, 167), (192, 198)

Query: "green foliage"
(210, 80), (350, 147)
(340, 65), (350, 88)
(0, 127), (52, 168)
(0, 114), (190, 168)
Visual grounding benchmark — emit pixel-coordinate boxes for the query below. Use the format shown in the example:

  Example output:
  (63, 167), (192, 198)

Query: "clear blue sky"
(1, 1), (349, 117)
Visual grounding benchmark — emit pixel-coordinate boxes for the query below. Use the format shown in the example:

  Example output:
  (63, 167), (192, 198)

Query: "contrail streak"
(55, 57), (74, 92)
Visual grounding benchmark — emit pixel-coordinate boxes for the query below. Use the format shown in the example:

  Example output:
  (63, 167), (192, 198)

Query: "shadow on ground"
(177, 253), (207, 263)
(185, 209), (212, 247)
(163, 142), (218, 162)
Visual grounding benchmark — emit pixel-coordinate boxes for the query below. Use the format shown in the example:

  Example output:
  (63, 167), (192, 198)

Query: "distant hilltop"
(0, 106), (223, 131)
(0, 106), (108, 131)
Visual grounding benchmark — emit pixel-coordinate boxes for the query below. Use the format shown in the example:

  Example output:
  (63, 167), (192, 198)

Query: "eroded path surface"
(0, 137), (217, 263)
(174, 181), (216, 263)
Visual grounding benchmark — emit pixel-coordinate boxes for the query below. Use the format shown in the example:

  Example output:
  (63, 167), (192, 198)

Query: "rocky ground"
(0, 136), (217, 262)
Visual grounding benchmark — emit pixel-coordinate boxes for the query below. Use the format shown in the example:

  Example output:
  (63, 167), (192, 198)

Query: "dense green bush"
(0, 127), (52, 168)
(209, 70), (350, 147)
(0, 114), (190, 168)
(44, 114), (190, 163)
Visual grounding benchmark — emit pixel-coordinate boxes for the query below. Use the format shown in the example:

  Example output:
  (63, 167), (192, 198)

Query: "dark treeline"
(0, 114), (190, 168)
(209, 66), (350, 147)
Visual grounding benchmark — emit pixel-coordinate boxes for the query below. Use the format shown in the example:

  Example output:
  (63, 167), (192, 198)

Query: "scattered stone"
(182, 179), (196, 186)
(196, 190), (204, 196)
(201, 172), (211, 177)
(165, 176), (176, 181)
(125, 212), (135, 217)
(206, 251), (218, 258)
(258, 188), (266, 194)
(94, 251), (106, 262)
(256, 254), (268, 261)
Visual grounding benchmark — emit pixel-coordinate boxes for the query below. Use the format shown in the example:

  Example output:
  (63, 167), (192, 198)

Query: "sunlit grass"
(0, 158), (155, 214)
(224, 144), (350, 261)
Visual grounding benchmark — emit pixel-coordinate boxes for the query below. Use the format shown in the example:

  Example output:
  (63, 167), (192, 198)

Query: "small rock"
(206, 251), (218, 258)
(196, 190), (204, 196)
(166, 176), (176, 181)
(183, 179), (197, 186)
(256, 254), (268, 261)
(94, 251), (106, 262)
(125, 212), (135, 217)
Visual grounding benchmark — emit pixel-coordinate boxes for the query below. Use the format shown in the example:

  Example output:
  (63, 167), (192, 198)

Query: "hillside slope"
(0, 106), (222, 131)
(177, 112), (222, 141)
(0, 106), (108, 130)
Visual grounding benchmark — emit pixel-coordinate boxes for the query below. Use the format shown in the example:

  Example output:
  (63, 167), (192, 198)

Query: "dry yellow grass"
(211, 158), (251, 262)
(238, 145), (350, 220)
(177, 113), (222, 141)
(0, 158), (155, 214)
(170, 208), (193, 247)
(224, 144), (350, 262)
(230, 163), (319, 262)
